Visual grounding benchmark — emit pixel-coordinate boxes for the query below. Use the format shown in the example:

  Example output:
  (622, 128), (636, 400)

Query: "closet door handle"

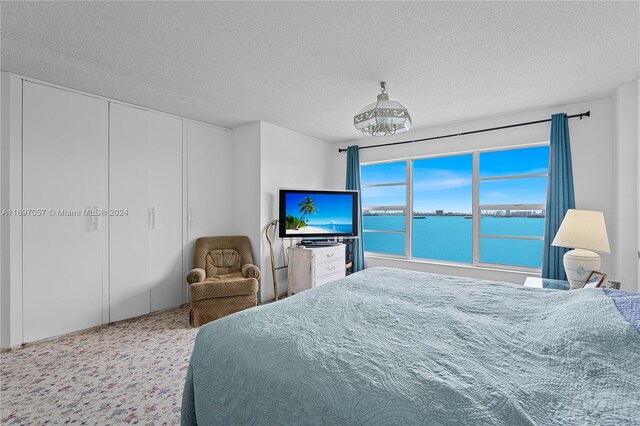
(149, 207), (157, 229)
(88, 206), (98, 231)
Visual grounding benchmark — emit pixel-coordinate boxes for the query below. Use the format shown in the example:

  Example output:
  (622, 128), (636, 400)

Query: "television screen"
(278, 189), (359, 238)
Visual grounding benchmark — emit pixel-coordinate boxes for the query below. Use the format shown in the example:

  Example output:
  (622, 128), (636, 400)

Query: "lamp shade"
(551, 209), (610, 253)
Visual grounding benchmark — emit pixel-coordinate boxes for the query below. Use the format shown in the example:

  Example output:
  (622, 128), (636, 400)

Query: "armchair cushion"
(187, 268), (206, 284)
(206, 249), (241, 276)
(189, 276), (258, 301)
(242, 264), (261, 279)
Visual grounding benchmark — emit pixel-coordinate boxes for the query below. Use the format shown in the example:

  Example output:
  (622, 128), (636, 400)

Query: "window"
(413, 154), (472, 263)
(361, 145), (549, 271)
(478, 146), (548, 268)
(361, 161), (407, 255)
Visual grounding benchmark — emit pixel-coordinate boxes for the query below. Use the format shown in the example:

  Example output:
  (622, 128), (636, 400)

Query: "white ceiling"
(1, 1), (638, 143)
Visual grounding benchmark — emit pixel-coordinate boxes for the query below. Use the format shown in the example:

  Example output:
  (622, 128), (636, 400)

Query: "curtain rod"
(337, 111), (590, 153)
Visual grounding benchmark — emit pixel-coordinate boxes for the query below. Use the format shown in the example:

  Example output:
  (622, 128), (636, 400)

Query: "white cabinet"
(11, 76), (231, 345)
(184, 121), (232, 301)
(147, 111), (183, 312)
(109, 103), (182, 321)
(109, 104), (151, 321)
(287, 245), (346, 295)
(22, 81), (109, 342)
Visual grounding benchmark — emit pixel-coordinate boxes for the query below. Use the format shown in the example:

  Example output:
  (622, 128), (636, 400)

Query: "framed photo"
(583, 271), (607, 288)
(602, 280), (621, 290)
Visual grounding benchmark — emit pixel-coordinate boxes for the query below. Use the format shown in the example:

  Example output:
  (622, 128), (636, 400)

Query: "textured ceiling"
(1, 1), (638, 143)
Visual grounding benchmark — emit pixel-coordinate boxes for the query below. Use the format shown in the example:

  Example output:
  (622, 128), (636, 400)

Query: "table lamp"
(551, 209), (610, 289)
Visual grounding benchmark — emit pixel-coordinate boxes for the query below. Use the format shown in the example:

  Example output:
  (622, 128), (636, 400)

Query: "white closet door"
(184, 122), (232, 301)
(22, 81), (108, 342)
(148, 112), (183, 311)
(109, 104), (150, 321)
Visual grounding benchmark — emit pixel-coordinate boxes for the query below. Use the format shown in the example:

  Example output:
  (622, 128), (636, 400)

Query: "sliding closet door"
(110, 104), (183, 320)
(109, 104), (150, 322)
(184, 122), (232, 301)
(148, 113), (182, 312)
(22, 81), (108, 342)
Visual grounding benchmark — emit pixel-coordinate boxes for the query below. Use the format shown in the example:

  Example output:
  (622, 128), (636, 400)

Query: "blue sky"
(285, 193), (353, 224)
(361, 146), (550, 213)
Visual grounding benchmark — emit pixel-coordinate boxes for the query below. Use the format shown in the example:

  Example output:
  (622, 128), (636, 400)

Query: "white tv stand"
(287, 244), (346, 296)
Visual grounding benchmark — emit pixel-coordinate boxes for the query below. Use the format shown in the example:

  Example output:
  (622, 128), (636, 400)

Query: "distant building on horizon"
(436, 210), (444, 216)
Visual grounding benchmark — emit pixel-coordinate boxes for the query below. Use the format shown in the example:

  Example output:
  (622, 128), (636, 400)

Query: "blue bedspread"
(182, 267), (640, 425)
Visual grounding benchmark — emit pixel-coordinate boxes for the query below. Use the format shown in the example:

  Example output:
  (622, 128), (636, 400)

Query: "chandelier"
(354, 82), (411, 136)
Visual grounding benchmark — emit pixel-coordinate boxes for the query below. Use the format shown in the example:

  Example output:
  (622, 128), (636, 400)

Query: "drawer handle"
(326, 253), (335, 258)
(327, 266), (335, 271)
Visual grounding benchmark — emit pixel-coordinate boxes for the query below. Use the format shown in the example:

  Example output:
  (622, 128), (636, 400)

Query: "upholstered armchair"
(187, 236), (260, 326)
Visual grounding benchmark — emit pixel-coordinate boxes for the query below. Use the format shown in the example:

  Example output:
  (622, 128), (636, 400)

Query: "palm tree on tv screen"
(286, 196), (319, 230)
(297, 196), (319, 221)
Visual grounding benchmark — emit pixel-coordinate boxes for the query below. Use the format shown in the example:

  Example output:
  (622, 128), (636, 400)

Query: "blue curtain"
(346, 145), (365, 272)
(542, 113), (575, 280)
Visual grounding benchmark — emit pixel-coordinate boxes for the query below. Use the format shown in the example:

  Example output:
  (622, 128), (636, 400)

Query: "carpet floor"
(1, 305), (198, 425)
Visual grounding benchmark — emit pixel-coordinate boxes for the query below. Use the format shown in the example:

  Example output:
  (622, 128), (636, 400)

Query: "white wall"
(230, 122), (262, 265)
(231, 120), (339, 303)
(612, 80), (639, 293)
(259, 121), (337, 302)
(335, 97), (618, 286)
(638, 80), (640, 293)
(0, 73), (8, 348)
(0, 72), (24, 348)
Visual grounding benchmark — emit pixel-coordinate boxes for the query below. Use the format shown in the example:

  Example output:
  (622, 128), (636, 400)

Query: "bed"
(181, 267), (640, 425)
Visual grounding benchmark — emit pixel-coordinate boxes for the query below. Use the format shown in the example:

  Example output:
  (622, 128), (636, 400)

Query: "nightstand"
(287, 244), (346, 296)
(523, 277), (571, 291)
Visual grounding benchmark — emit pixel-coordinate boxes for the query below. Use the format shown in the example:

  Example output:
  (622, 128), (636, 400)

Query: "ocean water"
(363, 216), (544, 268)
(308, 223), (353, 234)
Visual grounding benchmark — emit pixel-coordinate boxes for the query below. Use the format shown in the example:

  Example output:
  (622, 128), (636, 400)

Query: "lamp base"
(563, 249), (601, 289)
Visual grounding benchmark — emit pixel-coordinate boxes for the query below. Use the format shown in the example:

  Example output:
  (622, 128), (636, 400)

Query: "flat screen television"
(278, 189), (359, 239)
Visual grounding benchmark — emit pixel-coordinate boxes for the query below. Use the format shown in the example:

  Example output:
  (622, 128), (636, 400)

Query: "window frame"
(361, 159), (409, 258)
(360, 143), (549, 273)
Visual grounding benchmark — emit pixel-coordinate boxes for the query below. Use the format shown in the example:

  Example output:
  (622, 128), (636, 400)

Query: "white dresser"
(287, 244), (346, 295)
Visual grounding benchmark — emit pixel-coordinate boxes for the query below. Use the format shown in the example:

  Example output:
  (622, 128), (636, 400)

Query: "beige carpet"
(0, 305), (198, 425)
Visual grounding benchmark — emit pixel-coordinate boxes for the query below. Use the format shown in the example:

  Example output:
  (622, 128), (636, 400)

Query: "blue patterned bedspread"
(603, 288), (640, 333)
(182, 267), (640, 425)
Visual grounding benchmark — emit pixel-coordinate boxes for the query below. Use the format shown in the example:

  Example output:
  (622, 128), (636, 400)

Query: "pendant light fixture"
(354, 82), (411, 136)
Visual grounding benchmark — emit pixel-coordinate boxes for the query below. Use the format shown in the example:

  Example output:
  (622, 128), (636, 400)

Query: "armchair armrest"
(187, 268), (206, 284)
(242, 264), (261, 279)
